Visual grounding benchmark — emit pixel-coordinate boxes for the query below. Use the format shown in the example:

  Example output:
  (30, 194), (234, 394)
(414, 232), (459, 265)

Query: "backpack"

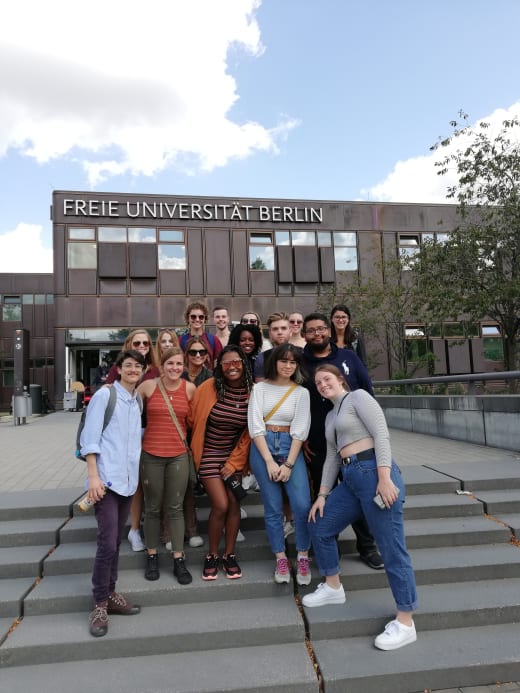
(75, 387), (143, 460)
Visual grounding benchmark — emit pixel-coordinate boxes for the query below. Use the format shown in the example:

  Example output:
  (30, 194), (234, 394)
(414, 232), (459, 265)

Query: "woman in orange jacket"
(188, 345), (253, 581)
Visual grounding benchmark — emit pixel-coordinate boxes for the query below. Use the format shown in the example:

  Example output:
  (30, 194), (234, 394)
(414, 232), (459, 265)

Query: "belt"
(341, 448), (375, 465)
(266, 425), (291, 433)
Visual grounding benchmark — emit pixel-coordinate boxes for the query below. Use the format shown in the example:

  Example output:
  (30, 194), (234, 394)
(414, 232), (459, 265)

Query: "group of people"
(79, 303), (417, 652)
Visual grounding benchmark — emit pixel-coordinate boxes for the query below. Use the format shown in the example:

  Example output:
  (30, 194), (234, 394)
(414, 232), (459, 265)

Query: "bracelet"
(283, 462), (295, 469)
(317, 492), (329, 500)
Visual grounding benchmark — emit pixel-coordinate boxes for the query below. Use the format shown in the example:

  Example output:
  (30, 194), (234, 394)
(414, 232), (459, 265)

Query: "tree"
(250, 256), (267, 270)
(318, 246), (436, 378)
(415, 113), (520, 382)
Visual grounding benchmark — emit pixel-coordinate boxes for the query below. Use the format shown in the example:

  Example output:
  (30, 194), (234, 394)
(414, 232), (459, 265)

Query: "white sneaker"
(128, 528), (145, 552)
(283, 520), (294, 538)
(374, 619), (417, 651)
(236, 530), (245, 542)
(302, 582), (345, 607)
(188, 535), (204, 548)
(240, 507), (248, 520)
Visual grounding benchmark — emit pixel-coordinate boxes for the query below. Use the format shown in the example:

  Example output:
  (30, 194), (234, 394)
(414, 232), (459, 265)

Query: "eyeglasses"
(279, 359), (297, 366)
(332, 314), (349, 321)
(241, 318), (258, 325)
(221, 359), (242, 368)
(188, 348), (208, 357)
(132, 340), (149, 347)
(121, 362), (144, 370)
(289, 319), (303, 325)
(189, 314), (205, 321)
(305, 326), (328, 336)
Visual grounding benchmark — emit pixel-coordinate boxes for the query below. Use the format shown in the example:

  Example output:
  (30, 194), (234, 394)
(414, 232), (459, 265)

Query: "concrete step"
(25, 560), (295, 615)
(0, 488), (82, 521)
(472, 488), (520, 515)
(0, 577), (36, 618)
(0, 596), (305, 668)
(303, 577), (520, 639)
(403, 492), (483, 519)
(398, 465), (461, 496)
(312, 622), (520, 693)
(397, 514), (511, 548)
(0, 642), (319, 693)
(425, 459), (520, 492)
(0, 545), (50, 578)
(0, 517), (63, 548)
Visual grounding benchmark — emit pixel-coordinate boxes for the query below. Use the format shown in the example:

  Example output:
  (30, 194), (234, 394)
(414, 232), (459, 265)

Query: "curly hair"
(228, 323), (263, 356)
(213, 344), (254, 401)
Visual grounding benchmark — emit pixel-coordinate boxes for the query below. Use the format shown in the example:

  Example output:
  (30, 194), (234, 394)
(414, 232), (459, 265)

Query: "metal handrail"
(373, 370), (520, 395)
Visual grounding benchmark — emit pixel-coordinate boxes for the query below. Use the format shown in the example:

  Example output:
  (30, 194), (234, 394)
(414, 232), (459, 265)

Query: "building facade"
(0, 190), (505, 409)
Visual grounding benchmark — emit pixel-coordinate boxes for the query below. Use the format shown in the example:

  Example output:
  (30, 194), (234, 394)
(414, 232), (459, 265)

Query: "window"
(2, 296), (21, 321)
(98, 227), (126, 242)
(158, 229), (186, 270)
(444, 322), (464, 338)
(399, 234), (420, 260)
(128, 227), (156, 243)
(333, 232), (358, 271)
(249, 232), (274, 270)
(482, 325), (503, 361)
(68, 242), (97, 269)
(69, 227), (95, 240)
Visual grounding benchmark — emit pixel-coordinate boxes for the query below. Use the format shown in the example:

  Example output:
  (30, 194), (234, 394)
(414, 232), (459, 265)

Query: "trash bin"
(29, 384), (43, 415)
(13, 394), (29, 418)
(63, 391), (77, 411)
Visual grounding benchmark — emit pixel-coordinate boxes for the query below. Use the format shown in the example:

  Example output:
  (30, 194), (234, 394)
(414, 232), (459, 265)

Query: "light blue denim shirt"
(79, 381), (142, 497)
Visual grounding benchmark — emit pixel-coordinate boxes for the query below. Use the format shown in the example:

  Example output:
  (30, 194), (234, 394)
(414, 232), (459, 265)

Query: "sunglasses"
(189, 314), (205, 321)
(289, 319), (303, 325)
(241, 318), (258, 325)
(221, 359), (242, 368)
(188, 348), (208, 357)
(132, 340), (149, 347)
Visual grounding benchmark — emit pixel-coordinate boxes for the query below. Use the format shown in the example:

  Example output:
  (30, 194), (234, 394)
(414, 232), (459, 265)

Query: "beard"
(308, 335), (331, 353)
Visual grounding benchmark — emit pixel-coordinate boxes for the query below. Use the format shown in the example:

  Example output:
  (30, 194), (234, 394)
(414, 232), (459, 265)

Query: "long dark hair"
(213, 345), (254, 401)
(330, 304), (357, 347)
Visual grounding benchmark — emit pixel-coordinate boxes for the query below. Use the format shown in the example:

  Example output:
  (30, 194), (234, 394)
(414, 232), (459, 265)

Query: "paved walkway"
(1, 410), (520, 693)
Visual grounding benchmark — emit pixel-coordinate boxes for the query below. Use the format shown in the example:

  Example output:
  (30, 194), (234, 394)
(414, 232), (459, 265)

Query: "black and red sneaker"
(202, 553), (220, 581)
(222, 553), (242, 579)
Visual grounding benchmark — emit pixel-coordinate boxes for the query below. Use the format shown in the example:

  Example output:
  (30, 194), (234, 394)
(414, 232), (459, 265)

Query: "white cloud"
(0, 0), (297, 185)
(360, 103), (520, 203)
(0, 224), (53, 272)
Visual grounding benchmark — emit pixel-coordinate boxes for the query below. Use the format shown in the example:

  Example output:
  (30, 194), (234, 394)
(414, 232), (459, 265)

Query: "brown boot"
(89, 601), (109, 637)
(107, 592), (141, 615)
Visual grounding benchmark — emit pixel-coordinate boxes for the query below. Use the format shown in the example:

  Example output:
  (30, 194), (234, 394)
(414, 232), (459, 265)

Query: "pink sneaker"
(274, 557), (291, 584)
(296, 555), (311, 585)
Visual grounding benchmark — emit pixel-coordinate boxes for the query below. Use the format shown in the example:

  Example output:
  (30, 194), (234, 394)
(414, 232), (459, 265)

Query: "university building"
(0, 190), (504, 410)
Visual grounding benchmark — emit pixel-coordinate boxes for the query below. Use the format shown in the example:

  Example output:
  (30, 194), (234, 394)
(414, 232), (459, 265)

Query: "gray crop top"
(321, 389), (392, 491)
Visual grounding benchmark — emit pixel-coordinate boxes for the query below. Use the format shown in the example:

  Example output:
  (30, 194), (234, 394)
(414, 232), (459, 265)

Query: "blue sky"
(1, 0), (519, 271)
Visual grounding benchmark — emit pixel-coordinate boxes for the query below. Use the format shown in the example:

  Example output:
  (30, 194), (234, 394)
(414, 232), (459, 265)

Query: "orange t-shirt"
(142, 380), (189, 458)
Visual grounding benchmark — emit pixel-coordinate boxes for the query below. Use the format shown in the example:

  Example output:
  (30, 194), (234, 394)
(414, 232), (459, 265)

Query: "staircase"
(1, 458), (520, 693)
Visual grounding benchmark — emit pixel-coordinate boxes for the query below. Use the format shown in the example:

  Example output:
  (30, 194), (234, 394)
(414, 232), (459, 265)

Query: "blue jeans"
(92, 489), (133, 604)
(309, 455), (418, 612)
(250, 431), (311, 554)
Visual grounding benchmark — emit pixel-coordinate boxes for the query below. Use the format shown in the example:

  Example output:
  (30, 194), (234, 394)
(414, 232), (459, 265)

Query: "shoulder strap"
(263, 383), (298, 423)
(103, 386), (118, 431)
(156, 378), (188, 448)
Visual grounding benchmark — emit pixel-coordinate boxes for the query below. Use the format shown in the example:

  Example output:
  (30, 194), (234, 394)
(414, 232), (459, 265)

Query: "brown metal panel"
(129, 244), (157, 278)
(186, 228), (204, 295)
(251, 271), (276, 295)
(231, 230), (249, 295)
(432, 340), (447, 375)
(33, 307), (47, 338)
(447, 340), (471, 374)
(205, 230), (231, 294)
(99, 297), (130, 326)
(98, 244), (127, 278)
(99, 279), (127, 295)
(130, 279), (157, 295)
(54, 224), (66, 295)
(276, 246), (293, 283)
(358, 232), (381, 280)
(159, 271), (187, 295)
(158, 297), (187, 328)
(470, 339), (487, 372)
(294, 247), (319, 282)
(130, 297), (160, 327)
(319, 247), (335, 283)
(68, 270), (97, 295)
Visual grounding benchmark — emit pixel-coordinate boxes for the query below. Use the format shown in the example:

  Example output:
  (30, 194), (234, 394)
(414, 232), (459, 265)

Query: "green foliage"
(418, 113), (520, 378)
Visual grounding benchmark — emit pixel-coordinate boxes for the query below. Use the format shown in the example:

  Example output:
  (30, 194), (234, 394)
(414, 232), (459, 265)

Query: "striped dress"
(199, 385), (249, 479)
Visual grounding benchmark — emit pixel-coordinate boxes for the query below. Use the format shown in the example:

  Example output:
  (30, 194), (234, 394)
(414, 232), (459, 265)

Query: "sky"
(1, 0), (519, 273)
